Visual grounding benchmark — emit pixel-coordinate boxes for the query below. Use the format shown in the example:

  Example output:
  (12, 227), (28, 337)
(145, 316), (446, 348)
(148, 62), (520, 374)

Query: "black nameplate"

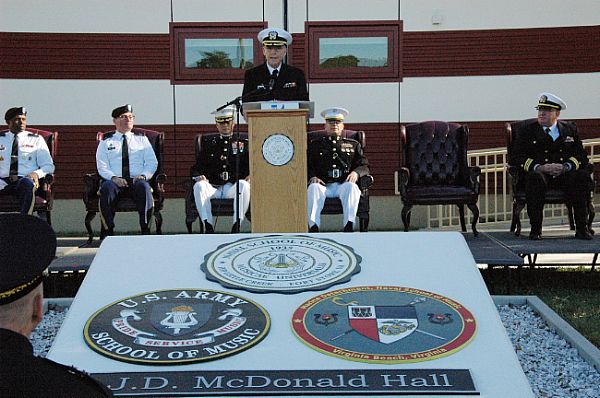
(92, 369), (478, 396)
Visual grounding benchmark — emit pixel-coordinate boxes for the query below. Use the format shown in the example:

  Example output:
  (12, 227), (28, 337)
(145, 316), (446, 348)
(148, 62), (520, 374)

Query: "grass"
(483, 267), (600, 348)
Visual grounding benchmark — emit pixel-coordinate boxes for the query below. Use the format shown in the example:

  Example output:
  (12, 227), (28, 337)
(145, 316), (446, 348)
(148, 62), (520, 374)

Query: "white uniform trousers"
(307, 181), (360, 228)
(193, 180), (250, 225)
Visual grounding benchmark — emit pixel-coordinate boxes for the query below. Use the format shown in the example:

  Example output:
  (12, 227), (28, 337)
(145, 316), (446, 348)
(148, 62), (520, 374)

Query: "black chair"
(506, 118), (595, 236)
(308, 129), (374, 232)
(184, 133), (249, 233)
(397, 121), (481, 235)
(0, 128), (57, 224)
(83, 128), (166, 242)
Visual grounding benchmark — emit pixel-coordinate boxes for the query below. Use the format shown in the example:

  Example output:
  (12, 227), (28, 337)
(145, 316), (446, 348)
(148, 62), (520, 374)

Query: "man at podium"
(242, 27), (308, 102)
(191, 106), (250, 233)
(307, 107), (369, 232)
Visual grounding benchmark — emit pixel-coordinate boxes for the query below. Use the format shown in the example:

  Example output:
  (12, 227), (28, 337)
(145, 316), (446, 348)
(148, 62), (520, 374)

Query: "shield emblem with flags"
(348, 305), (418, 344)
(150, 302), (212, 337)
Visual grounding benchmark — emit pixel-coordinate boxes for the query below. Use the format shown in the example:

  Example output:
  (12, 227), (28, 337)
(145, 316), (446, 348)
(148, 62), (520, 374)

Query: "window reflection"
(319, 37), (388, 68)
(185, 38), (254, 69)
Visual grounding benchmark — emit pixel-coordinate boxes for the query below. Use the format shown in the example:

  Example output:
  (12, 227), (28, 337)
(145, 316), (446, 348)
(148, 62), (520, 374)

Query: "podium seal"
(292, 286), (476, 363)
(84, 289), (270, 365)
(261, 133), (294, 166)
(201, 235), (361, 294)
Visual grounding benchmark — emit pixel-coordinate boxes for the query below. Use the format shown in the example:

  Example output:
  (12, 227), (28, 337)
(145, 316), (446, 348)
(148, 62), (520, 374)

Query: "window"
(170, 22), (266, 84)
(306, 20), (402, 82)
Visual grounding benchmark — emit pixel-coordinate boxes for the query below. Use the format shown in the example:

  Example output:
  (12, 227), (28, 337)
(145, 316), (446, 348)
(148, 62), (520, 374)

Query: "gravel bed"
(31, 304), (600, 397)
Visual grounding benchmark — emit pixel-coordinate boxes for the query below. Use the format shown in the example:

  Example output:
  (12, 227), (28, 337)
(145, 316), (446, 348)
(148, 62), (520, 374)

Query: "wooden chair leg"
(458, 204), (467, 232)
(401, 204), (412, 232)
(587, 198), (595, 235)
(154, 211), (163, 235)
(467, 203), (479, 236)
(512, 201), (525, 236)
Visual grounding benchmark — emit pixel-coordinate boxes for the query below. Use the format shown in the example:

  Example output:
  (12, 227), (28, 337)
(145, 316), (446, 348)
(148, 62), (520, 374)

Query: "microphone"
(268, 69), (278, 91)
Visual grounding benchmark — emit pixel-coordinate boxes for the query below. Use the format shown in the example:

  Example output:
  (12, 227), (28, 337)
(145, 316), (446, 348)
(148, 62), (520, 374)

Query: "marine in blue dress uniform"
(512, 93), (592, 240)
(0, 214), (113, 398)
(191, 106), (250, 233)
(242, 28), (309, 102)
(95, 105), (158, 237)
(0, 107), (55, 214)
(307, 107), (370, 232)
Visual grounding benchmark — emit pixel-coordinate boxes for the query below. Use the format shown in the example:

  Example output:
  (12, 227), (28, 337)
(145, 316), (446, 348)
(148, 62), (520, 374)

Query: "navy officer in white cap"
(0, 214), (113, 397)
(512, 92), (591, 240)
(96, 104), (158, 237)
(0, 107), (55, 215)
(242, 27), (308, 102)
(307, 107), (369, 232)
(190, 106), (250, 233)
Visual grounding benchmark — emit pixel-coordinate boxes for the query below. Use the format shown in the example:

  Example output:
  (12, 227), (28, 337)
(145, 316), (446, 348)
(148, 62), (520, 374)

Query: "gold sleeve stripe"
(524, 158), (534, 172)
(569, 157), (580, 170)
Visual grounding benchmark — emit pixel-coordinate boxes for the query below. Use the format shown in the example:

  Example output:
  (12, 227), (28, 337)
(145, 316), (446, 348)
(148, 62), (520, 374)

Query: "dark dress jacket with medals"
(512, 119), (588, 174)
(308, 133), (370, 184)
(190, 133), (250, 185)
(242, 63), (309, 102)
(0, 328), (113, 398)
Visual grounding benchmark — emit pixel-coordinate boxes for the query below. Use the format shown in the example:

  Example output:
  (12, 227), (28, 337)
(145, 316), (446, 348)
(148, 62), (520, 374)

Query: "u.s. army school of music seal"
(201, 235), (361, 294)
(83, 289), (270, 365)
(292, 286), (476, 364)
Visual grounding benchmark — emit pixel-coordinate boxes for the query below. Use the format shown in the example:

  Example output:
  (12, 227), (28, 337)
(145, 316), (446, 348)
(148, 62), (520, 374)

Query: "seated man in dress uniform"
(0, 107), (55, 214)
(96, 105), (158, 237)
(512, 92), (592, 240)
(242, 27), (309, 102)
(307, 107), (369, 232)
(191, 106), (250, 233)
(0, 214), (113, 398)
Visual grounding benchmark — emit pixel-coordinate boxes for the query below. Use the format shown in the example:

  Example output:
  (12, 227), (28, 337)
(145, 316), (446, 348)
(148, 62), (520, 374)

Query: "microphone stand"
(215, 86), (268, 233)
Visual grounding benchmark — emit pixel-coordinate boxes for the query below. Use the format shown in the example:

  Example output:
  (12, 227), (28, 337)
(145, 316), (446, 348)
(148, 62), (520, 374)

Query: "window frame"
(305, 20), (403, 83)
(170, 22), (267, 84)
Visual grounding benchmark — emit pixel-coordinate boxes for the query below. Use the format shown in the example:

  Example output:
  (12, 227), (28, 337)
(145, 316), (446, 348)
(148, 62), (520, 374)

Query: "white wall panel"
(263, 0), (284, 28)
(174, 84), (245, 124)
(401, 0), (600, 31)
(0, 80), (173, 125)
(287, 0), (308, 33)
(307, 0), (399, 21)
(309, 83), (400, 123)
(172, 0), (264, 23)
(0, 0), (171, 33)
(400, 73), (600, 122)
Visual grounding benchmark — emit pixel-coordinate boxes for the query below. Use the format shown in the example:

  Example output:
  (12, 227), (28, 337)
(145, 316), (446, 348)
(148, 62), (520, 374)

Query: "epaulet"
(27, 132), (39, 137)
(102, 132), (115, 140)
(0, 130), (8, 137)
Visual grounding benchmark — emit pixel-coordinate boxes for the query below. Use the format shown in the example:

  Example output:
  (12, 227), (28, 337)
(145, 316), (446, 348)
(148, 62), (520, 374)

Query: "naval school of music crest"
(292, 286), (477, 364)
(83, 289), (270, 365)
(201, 235), (362, 294)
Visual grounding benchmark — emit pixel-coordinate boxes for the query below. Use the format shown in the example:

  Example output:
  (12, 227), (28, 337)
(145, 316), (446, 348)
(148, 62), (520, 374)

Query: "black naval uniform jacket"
(512, 119), (588, 174)
(308, 134), (370, 184)
(0, 328), (113, 398)
(242, 63), (309, 102)
(190, 133), (250, 185)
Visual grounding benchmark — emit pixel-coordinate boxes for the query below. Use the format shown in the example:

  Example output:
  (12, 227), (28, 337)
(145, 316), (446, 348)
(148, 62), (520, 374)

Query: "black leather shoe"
(575, 229), (593, 240)
(141, 227), (151, 235)
(204, 221), (215, 234)
(100, 227), (114, 240)
(309, 225), (319, 233)
(343, 221), (354, 232)
(528, 230), (542, 240)
(231, 221), (240, 233)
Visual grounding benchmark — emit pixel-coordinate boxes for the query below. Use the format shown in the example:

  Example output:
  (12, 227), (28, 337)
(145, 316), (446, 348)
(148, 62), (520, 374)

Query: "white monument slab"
(48, 232), (534, 397)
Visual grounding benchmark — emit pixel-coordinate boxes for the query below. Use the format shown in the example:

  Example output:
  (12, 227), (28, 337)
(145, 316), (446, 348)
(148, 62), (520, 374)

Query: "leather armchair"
(0, 128), (57, 224)
(83, 128), (166, 242)
(506, 118), (595, 236)
(397, 121), (481, 235)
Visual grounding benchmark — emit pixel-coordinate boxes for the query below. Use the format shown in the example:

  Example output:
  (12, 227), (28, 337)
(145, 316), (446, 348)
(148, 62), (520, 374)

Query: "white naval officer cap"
(321, 107), (349, 121)
(212, 106), (235, 122)
(536, 92), (567, 111)
(258, 28), (292, 46)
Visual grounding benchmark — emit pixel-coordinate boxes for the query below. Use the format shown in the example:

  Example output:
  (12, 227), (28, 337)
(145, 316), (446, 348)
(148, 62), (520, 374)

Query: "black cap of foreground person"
(0, 214), (56, 305)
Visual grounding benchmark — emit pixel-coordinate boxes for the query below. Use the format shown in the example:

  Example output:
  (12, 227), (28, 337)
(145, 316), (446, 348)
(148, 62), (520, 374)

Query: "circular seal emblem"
(292, 286), (476, 363)
(84, 289), (270, 365)
(201, 235), (361, 294)
(261, 133), (294, 166)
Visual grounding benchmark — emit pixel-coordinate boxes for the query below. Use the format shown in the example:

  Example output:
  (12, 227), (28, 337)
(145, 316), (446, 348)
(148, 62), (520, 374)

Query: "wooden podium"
(245, 107), (310, 232)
